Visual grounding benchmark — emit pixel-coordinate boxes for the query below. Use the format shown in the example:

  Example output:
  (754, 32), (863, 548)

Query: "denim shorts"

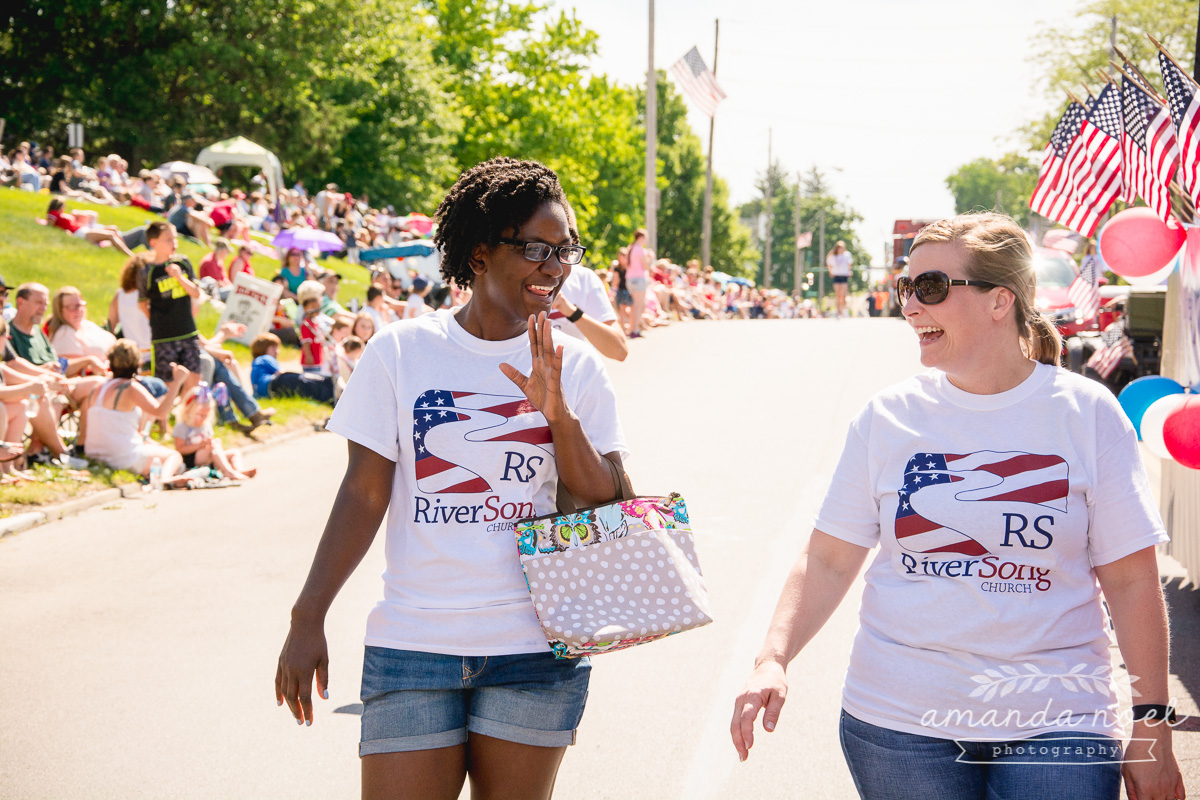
(359, 646), (591, 756)
(838, 710), (1121, 800)
(627, 276), (648, 293)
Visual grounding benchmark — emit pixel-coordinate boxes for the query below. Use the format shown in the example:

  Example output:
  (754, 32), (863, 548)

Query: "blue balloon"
(1117, 376), (1185, 439)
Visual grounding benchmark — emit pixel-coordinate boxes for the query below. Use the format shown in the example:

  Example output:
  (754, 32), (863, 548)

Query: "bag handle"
(556, 454), (634, 513)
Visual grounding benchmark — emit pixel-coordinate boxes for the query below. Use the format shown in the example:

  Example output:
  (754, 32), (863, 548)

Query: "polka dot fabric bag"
(514, 493), (713, 659)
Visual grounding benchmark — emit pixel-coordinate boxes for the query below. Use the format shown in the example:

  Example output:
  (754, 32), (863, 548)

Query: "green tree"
(1024, 0), (1197, 148)
(739, 165), (866, 293)
(945, 153), (1040, 227)
(645, 71), (756, 275)
(0, 0), (458, 211)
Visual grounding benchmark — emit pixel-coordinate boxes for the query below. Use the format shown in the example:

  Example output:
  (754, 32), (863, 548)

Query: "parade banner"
(217, 273), (282, 346)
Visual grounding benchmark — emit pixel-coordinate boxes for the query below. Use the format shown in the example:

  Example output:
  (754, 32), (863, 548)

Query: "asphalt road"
(1, 318), (1195, 799)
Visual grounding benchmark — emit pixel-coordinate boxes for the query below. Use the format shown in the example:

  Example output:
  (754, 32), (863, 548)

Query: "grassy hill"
(0, 188), (372, 339)
(0, 187), (374, 512)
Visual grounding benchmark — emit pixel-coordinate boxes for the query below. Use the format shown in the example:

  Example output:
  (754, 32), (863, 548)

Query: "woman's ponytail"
(1026, 310), (1063, 366)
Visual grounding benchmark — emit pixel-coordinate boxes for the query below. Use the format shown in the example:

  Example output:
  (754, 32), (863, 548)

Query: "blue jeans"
(839, 710), (1121, 800)
(210, 358), (259, 424)
(359, 647), (591, 756)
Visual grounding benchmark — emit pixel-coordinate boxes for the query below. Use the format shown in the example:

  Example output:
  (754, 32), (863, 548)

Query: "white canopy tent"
(195, 136), (285, 204)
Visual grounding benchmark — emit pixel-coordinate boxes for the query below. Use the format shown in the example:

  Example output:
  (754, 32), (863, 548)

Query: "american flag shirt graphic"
(896, 451), (1069, 556)
(413, 390), (553, 494)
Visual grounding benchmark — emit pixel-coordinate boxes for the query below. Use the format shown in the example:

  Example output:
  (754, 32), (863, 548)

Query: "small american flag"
(1068, 255), (1102, 322)
(1086, 319), (1133, 379)
(1121, 77), (1179, 223)
(669, 46), (726, 118)
(896, 451), (1069, 556)
(413, 390), (551, 494)
(1160, 52), (1200, 210)
(1070, 83), (1124, 236)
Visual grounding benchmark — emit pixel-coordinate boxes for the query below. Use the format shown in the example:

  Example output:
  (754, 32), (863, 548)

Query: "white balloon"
(1141, 393), (1191, 460)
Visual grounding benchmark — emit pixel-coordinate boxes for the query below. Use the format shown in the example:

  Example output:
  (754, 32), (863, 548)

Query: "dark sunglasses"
(498, 238), (586, 266)
(896, 271), (998, 305)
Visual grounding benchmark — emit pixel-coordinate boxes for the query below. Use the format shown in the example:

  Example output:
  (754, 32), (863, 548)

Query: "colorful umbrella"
(272, 228), (345, 253)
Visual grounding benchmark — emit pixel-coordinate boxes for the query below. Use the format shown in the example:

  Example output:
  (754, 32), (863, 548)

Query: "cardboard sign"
(217, 273), (282, 346)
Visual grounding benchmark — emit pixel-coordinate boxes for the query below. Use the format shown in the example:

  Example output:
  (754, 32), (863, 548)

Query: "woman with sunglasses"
(732, 213), (1183, 800)
(275, 157), (629, 800)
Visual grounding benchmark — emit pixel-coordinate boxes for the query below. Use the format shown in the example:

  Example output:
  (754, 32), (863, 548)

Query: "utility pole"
(645, 0), (657, 254)
(817, 207), (826, 313)
(700, 19), (719, 269)
(793, 177), (802, 295)
(763, 129), (773, 289)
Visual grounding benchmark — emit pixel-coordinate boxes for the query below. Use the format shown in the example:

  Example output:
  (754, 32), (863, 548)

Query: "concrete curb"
(0, 423), (325, 540)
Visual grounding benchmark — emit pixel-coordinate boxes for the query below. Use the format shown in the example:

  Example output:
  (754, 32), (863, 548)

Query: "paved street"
(1, 318), (1196, 799)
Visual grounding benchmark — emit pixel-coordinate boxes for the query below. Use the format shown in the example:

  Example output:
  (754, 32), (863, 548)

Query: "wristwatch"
(566, 306), (584, 323)
(1131, 704), (1178, 724)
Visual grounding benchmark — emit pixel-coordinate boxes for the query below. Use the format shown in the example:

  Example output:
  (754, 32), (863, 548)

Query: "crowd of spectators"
(1, 138), (860, 490)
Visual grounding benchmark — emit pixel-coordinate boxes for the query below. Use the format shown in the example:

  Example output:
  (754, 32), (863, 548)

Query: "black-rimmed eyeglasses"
(896, 270), (998, 305)
(498, 238), (586, 266)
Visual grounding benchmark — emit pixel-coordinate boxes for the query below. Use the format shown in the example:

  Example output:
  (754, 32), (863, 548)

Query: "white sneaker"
(57, 454), (89, 470)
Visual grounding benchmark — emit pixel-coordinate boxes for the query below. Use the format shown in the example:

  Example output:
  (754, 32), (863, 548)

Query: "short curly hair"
(433, 157), (578, 289)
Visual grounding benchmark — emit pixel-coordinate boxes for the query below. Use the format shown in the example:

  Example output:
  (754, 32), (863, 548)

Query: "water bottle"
(24, 393), (39, 419)
(149, 457), (163, 493)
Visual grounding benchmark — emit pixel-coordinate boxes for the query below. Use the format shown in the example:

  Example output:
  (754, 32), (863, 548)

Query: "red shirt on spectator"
(198, 252), (229, 284)
(47, 208), (81, 234)
(228, 254), (252, 284)
(300, 316), (323, 368)
(209, 201), (235, 228)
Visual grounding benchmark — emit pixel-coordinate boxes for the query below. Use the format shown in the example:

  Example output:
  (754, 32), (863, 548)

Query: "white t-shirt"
(814, 362), (1167, 741)
(327, 309), (628, 656)
(826, 251), (853, 277)
(404, 294), (428, 319)
(364, 304), (398, 333)
(548, 266), (618, 342)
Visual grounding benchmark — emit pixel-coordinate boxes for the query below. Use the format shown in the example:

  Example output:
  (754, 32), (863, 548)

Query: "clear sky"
(553, 0), (1087, 263)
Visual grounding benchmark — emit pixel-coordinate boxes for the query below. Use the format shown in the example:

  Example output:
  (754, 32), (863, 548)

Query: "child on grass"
(172, 385), (257, 481)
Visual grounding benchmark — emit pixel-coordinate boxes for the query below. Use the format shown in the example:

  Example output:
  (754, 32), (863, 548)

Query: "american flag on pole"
(1121, 77), (1180, 223)
(1031, 101), (1089, 227)
(1068, 255), (1102, 322)
(412, 390), (551, 494)
(1069, 82), (1124, 236)
(896, 451), (1069, 556)
(1086, 319), (1133, 379)
(669, 46), (726, 117)
(1159, 51), (1200, 210)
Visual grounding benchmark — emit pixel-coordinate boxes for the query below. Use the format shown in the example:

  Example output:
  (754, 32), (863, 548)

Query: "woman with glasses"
(276, 157), (629, 800)
(731, 213), (1183, 800)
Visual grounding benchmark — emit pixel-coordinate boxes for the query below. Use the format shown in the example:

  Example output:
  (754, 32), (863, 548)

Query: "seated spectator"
(0, 316), (79, 477)
(48, 286), (115, 360)
(276, 248), (307, 300)
(315, 269), (353, 322)
(45, 199), (135, 257)
(350, 311), (375, 343)
(108, 256), (153, 367)
(269, 274), (300, 347)
(172, 386), (256, 481)
(228, 244), (254, 285)
(9, 283), (106, 378)
(336, 335), (364, 401)
(297, 280), (331, 374)
(249, 332), (333, 404)
(404, 277), (432, 319)
(165, 193), (213, 247)
(198, 239), (233, 300)
(11, 148), (42, 192)
(48, 156), (117, 205)
(362, 285), (399, 332)
(83, 340), (189, 481)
